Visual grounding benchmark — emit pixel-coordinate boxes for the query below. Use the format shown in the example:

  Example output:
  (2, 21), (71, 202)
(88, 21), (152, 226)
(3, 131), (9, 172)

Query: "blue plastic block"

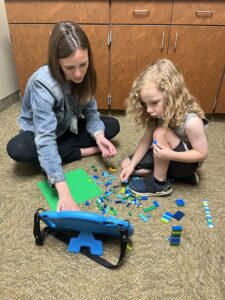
(172, 225), (183, 231)
(161, 212), (173, 224)
(115, 200), (122, 204)
(175, 199), (185, 206)
(170, 237), (180, 242)
(140, 196), (148, 200)
(173, 211), (185, 221)
(170, 241), (180, 245)
(139, 213), (148, 223)
(153, 200), (159, 207)
(163, 212), (173, 220)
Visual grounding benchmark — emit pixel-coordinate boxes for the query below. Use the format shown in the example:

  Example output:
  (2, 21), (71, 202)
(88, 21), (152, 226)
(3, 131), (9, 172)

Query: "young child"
(120, 59), (208, 197)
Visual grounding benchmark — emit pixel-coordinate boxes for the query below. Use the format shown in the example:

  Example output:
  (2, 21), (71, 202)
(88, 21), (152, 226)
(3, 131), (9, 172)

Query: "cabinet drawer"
(172, 1), (225, 25)
(111, 0), (172, 24)
(5, 0), (109, 24)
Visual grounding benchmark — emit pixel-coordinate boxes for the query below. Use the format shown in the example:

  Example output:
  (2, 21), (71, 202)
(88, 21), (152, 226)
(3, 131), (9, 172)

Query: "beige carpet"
(1, 100), (225, 300)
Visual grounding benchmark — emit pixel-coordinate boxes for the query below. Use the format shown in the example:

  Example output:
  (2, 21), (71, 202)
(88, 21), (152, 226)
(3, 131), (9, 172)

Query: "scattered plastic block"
(169, 225), (183, 246)
(127, 244), (132, 251)
(153, 200), (159, 207)
(161, 212), (173, 224)
(173, 211), (185, 221)
(203, 200), (214, 228)
(139, 213), (148, 223)
(143, 205), (156, 213)
(108, 166), (117, 173)
(175, 199), (185, 207)
(140, 196), (148, 200)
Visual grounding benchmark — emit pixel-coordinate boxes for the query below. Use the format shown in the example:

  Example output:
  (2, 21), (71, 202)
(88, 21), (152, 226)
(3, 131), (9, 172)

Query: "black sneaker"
(173, 172), (199, 186)
(128, 174), (172, 197)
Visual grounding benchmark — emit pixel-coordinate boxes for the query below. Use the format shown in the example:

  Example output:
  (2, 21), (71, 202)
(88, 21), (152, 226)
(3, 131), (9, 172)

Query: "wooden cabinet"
(170, 0), (225, 113)
(5, 0), (109, 23)
(215, 69), (225, 113)
(5, 0), (225, 113)
(110, 0), (172, 24)
(168, 25), (225, 113)
(9, 24), (52, 98)
(5, 0), (109, 109)
(171, 1), (225, 25)
(8, 23), (109, 109)
(110, 0), (225, 112)
(110, 25), (170, 109)
(110, 0), (173, 109)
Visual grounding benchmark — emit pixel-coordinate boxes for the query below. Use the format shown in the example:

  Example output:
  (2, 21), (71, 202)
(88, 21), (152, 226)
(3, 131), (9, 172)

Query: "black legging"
(7, 116), (120, 165)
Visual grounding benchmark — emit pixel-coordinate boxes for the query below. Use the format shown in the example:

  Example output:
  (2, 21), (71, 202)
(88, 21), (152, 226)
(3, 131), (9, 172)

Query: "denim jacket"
(19, 65), (105, 185)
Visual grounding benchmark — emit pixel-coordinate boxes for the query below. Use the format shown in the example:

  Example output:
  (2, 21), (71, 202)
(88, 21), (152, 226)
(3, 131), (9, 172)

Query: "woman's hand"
(120, 165), (134, 183)
(55, 181), (80, 211)
(95, 132), (117, 158)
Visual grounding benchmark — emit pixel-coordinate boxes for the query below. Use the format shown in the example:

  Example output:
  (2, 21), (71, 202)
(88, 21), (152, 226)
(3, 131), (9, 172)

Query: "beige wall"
(0, 0), (18, 100)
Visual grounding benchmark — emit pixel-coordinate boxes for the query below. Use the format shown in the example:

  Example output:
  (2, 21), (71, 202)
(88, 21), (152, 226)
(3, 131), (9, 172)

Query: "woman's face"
(140, 82), (164, 118)
(58, 49), (89, 83)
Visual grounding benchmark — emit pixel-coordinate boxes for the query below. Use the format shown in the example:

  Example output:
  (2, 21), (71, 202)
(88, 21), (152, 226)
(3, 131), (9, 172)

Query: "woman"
(7, 21), (120, 211)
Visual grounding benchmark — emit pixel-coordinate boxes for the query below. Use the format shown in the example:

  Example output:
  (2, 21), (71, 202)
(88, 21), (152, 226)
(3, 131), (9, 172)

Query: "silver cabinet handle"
(133, 10), (150, 17)
(161, 32), (165, 51)
(174, 32), (179, 52)
(195, 11), (213, 17)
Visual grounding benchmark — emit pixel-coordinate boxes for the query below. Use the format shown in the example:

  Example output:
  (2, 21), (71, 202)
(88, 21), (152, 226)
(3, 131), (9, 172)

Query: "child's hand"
(153, 143), (173, 160)
(120, 165), (134, 183)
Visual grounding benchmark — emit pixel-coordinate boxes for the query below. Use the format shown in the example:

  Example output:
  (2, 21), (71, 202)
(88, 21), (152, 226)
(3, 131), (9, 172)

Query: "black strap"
(33, 208), (46, 245)
(33, 209), (129, 269)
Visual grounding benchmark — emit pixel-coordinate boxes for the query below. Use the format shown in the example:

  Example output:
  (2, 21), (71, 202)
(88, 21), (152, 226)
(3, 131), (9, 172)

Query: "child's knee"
(153, 127), (168, 141)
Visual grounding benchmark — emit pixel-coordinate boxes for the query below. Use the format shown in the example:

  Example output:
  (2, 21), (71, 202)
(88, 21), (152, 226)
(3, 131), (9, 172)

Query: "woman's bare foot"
(80, 146), (101, 157)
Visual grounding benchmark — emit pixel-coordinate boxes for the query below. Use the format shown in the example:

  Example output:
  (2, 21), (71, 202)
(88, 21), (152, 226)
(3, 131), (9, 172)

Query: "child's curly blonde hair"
(127, 59), (205, 128)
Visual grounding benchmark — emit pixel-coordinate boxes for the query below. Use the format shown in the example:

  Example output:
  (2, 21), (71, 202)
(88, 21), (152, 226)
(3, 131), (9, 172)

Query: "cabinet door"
(9, 24), (52, 95)
(215, 71), (225, 113)
(5, 0), (109, 23)
(9, 24), (108, 109)
(168, 25), (225, 113)
(82, 25), (109, 109)
(111, 25), (170, 109)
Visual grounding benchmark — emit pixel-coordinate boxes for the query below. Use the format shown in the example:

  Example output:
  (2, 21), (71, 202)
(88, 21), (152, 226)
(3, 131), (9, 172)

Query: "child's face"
(140, 83), (164, 118)
(59, 49), (89, 84)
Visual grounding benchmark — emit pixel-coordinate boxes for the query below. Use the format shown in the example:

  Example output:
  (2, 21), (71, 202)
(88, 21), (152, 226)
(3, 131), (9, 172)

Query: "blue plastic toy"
(36, 210), (134, 256)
